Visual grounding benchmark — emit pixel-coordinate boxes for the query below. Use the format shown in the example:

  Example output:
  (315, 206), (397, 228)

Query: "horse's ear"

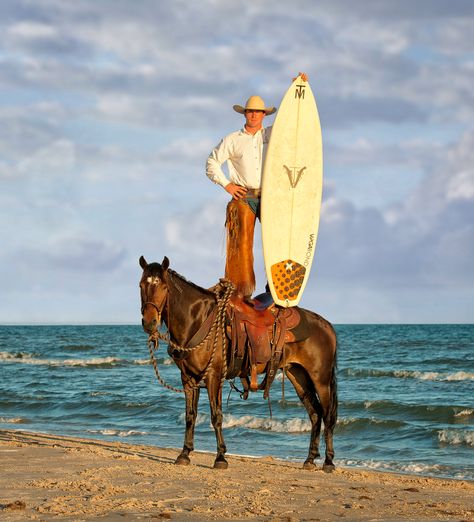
(162, 256), (170, 271)
(139, 256), (148, 269)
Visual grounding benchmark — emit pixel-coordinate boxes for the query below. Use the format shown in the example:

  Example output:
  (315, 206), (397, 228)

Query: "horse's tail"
(327, 346), (338, 431)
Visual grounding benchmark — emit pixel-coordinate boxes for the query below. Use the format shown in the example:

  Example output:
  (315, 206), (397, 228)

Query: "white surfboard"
(261, 75), (323, 307)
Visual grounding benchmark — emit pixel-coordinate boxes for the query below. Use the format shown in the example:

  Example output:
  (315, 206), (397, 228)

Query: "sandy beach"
(0, 430), (472, 521)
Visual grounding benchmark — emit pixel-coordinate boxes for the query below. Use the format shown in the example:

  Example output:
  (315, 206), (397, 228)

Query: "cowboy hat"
(233, 95), (276, 115)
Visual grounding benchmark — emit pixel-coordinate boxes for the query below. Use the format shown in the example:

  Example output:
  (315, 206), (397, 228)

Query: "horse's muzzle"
(142, 314), (160, 334)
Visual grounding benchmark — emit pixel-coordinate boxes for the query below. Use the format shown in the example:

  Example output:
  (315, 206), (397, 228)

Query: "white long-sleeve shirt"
(206, 127), (272, 189)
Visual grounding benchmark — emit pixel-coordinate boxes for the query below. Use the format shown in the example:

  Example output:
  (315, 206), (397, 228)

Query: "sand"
(0, 430), (472, 521)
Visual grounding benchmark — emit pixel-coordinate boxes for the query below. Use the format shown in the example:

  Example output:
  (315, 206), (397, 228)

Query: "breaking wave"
(0, 351), (151, 368)
(454, 409), (473, 418)
(223, 415), (311, 433)
(184, 414), (410, 434)
(0, 417), (26, 424)
(343, 367), (474, 382)
(87, 429), (148, 437)
(438, 429), (474, 447)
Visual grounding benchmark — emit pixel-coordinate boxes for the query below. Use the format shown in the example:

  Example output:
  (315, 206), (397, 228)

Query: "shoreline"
(1, 430), (473, 521)
(1, 424), (469, 483)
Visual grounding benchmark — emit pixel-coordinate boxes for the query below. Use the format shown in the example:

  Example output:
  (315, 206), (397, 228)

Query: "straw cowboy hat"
(233, 95), (276, 115)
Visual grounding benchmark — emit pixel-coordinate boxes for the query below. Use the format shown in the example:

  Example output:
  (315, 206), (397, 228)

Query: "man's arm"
(206, 136), (247, 200)
(206, 138), (231, 188)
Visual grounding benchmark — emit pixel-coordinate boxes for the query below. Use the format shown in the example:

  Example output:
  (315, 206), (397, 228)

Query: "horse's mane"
(167, 268), (215, 297)
(145, 261), (215, 297)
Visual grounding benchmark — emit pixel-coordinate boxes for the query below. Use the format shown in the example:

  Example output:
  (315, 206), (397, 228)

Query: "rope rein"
(147, 278), (235, 393)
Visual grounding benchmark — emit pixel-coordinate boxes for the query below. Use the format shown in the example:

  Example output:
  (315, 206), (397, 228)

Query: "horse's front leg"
(207, 376), (228, 469)
(175, 383), (200, 466)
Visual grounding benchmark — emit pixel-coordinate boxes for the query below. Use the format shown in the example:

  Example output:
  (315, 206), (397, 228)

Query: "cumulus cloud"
(319, 131), (474, 289)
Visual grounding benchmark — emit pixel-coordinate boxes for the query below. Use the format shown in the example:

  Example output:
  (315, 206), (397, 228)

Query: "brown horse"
(139, 255), (337, 471)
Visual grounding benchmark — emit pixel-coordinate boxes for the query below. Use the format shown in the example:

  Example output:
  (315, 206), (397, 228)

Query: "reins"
(146, 277), (235, 393)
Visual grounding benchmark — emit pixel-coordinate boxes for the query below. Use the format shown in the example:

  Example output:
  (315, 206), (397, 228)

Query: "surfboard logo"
(271, 259), (306, 302)
(295, 84), (306, 99)
(284, 165), (307, 188)
(304, 234), (315, 267)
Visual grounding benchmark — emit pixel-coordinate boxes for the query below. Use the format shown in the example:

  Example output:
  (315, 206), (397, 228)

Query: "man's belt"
(245, 189), (261, 198)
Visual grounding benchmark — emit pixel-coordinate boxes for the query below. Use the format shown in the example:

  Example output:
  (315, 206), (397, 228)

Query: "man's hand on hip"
(225, 183), (248, 200)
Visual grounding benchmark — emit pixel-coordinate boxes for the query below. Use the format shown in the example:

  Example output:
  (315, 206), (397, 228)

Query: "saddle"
(226, 292), (308, 398)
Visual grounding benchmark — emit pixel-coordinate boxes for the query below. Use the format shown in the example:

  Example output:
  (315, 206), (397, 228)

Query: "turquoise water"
(0, 324), (472, 480)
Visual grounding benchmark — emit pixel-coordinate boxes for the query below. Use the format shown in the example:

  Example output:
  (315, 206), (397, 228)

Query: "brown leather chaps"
(225, 198), (257, 297)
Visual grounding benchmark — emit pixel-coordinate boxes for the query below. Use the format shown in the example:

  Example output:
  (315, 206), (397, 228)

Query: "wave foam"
(133, 358), (151, 365)
(345, 367), (474, 382)
(179, 413), (405, 434)
(177, 412), (311, 433)
(87, 429), (147, 437)
(0, 351), (35, 361)
(223, 414), (311, 433)
(0, 417), (25, 424)
(0, 352), (171, 368)
(438, 429), (474, 447)
(0, 353), (134, 368)
(443, 371), (474, 381)
(343, 458), (443, 476)
(454, 409), (473, 418)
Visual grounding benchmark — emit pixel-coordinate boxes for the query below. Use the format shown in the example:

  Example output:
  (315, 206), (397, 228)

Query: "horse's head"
(139, 255), (170, 334)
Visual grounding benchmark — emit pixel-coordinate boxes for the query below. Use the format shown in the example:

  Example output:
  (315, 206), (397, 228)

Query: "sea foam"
(345, 367), (474, 381)
(438, 429), (474, 447)
(0, 417), (25, 424)
(87, 429), (147, 437)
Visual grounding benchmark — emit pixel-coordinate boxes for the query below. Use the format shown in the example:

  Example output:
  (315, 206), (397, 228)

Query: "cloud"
(0, 1), (472, 323)
(162, 197), (227, 283)
(0, 103), (69, 163)
(397, 131), (474, 225)
(35, 235), (127, 272)
(321, 95), (427, 128)
(1, 0), (471, 140)
(319, 131), (474, 289)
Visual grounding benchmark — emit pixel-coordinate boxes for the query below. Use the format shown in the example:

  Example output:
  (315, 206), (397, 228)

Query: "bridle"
(141, 270), (235, 393)
(141, 276), (169, 326)
(141, 295), (168, 324)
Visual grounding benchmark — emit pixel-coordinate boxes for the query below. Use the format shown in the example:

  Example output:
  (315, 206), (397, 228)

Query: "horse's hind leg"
(175, 384), (200, 466)
(318, 366), (338, 473)
(285, 365), (322, 471)
(207, 377), (228, 469)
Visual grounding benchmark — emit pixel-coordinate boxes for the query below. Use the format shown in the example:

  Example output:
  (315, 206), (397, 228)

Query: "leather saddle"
(226, 292), (308, 398)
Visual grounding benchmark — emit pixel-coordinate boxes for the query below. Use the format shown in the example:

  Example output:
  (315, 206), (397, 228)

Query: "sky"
(1, 0), (473, 324)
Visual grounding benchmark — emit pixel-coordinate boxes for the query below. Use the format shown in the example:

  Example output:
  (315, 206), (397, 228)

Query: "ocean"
(0, 324), (472, 481)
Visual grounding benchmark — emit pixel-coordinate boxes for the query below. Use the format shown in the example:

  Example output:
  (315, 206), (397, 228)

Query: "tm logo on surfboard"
(283, 165), (307, 188)
(295, 84), (306, 99)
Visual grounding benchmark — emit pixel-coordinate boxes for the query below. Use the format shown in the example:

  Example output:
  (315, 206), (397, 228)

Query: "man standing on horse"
(206, 73), (308, 299)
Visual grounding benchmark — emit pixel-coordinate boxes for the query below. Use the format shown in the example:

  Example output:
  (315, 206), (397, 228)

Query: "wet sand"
(0, 430), (472, 521)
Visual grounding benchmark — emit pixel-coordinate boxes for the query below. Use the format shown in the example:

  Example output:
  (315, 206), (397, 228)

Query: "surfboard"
(261, 75), (323, 307)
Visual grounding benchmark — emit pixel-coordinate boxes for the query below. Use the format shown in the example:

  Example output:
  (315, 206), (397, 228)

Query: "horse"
(139, 255), (337, 472)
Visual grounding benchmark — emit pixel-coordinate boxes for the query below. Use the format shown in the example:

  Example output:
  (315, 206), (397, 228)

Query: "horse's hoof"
(303, 460), (316, 471)
(213, 459), (228, 470)
(323, 463), (335, 473)
(175, 455), (190, 466)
